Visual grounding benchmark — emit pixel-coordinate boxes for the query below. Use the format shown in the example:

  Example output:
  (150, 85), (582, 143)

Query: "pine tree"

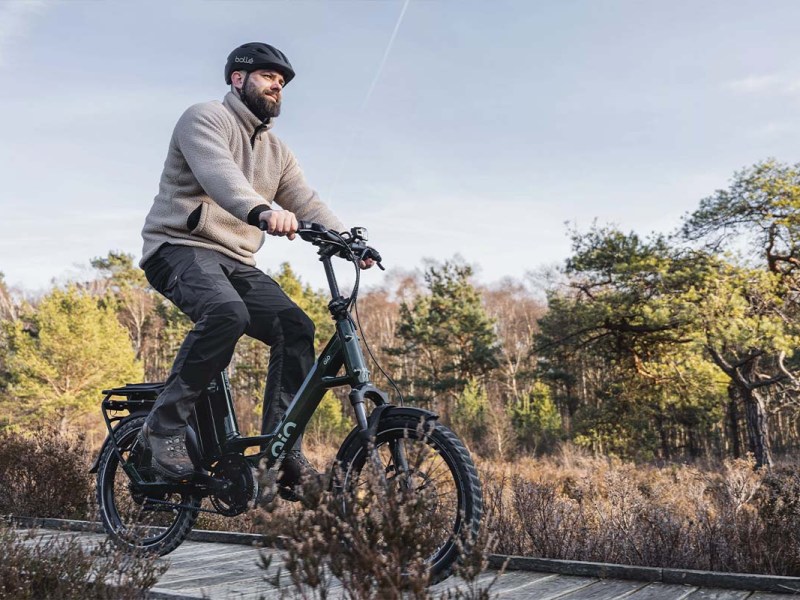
(4, 286), (142, 433)
(389, 261), (499, 414)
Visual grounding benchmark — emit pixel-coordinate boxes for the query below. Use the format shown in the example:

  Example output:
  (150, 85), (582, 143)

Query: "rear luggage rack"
(101, 382), (163, 412)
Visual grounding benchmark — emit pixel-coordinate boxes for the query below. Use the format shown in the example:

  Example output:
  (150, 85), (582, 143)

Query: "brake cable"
(327, 230), (406, 405)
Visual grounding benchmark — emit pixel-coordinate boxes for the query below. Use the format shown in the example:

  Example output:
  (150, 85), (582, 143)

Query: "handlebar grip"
(257, 218), (322, 232)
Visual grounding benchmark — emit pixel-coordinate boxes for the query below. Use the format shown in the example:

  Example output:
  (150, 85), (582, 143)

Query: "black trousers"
(142, 244), (315, 446)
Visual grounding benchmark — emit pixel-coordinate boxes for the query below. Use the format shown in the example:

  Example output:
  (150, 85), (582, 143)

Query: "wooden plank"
(492, 555), (662, 582)
(156, 562), (266, 590)
(148, 591), (205, 600)
(181, 575), (276, 599)
(557, 578), (647, 600)
(477, 570), (552, 593)
(158, 550), (287, 595)
(664, 569), (800, 594)
(160, 543), (255, 565)
(624, 582), (697, 600)
(158, 550), (261, 573)
(149, 592), (204, 600)
(427, 569), (500, 594)
(682, 589), (750, 600)
(183, 574), (316, 600)
(497, 574), (598, 600)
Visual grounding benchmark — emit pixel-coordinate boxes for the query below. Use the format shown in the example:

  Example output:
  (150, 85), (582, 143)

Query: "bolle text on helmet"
(235, 56), (254, 64)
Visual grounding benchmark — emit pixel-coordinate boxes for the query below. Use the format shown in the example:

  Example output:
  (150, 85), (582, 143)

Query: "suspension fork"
(347, 386), (411, 485)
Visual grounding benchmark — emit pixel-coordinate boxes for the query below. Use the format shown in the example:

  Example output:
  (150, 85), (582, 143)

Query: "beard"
(242, 78), (281, 121)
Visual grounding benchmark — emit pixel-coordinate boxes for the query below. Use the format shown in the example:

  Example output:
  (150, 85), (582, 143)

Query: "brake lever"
(358, 246), (385, 270)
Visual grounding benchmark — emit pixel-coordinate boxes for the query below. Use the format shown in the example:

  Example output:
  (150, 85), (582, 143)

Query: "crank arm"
(133, 473), (231, 496)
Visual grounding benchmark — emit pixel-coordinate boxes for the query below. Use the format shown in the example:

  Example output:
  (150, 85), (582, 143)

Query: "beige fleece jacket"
(140, 92), (344, 267)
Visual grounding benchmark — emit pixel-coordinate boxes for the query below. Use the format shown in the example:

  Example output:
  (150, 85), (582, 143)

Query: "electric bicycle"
(91, 222), (483, 580)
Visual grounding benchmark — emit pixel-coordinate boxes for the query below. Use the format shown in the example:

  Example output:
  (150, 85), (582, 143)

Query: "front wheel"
(336, 414), (483, 582)
(96, 416), (200, 555)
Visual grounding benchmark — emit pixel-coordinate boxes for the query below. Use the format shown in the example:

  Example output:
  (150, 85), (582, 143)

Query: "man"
(138, 42), (369, 498)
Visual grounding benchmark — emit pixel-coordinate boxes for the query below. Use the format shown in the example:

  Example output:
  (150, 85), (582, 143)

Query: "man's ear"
(231, 70), (244, 90)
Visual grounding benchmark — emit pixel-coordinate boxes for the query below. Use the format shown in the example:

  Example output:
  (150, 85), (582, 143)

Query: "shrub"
(0, 524), (165, 599)
(256, 462), (494, 599)
(0, 426), (93, 519)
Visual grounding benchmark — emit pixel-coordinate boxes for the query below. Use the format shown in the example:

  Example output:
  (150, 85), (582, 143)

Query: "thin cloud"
(726, 73), (800, 95)
(0, 1), (47, 67)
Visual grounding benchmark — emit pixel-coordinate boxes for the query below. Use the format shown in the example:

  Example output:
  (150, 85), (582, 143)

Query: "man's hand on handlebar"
(259, 209), (298, 240)
(260, 218), (384, 271)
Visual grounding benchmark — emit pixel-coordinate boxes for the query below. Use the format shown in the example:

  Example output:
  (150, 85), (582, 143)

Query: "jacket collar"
(223, 91), (275, 137)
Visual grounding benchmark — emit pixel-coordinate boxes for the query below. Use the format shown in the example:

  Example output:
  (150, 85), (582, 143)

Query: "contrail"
(326, 0), (411, 203)
(359, 0), (410, 112)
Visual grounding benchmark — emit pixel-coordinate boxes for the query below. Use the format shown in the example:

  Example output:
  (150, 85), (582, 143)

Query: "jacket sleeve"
(275, 148), (346, 233)
(174, 104), (269, 224)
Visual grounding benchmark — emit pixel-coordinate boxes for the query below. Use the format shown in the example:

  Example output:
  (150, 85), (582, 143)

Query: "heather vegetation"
(255, 462), (494, 599)
(3, 159), (800, 577)
(0, 524), (165, 599)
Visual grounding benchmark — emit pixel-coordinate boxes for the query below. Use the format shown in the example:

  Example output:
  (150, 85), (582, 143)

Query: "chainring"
(209, 454), (258, 516)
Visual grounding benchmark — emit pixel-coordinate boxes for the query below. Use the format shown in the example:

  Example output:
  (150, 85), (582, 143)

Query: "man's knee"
(203, 301), (250, 341)
(279, 307), (315, 345)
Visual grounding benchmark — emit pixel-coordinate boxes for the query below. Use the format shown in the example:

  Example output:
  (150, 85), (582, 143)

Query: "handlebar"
(258, 219), (384, 270)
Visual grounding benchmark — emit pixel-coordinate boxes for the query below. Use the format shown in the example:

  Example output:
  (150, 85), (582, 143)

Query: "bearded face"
(240, 71), (282, 121)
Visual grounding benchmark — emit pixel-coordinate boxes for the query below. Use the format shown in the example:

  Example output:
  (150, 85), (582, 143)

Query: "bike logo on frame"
(271, 421), (297, 457)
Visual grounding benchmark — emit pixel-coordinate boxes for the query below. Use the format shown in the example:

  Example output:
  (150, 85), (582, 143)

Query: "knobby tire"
(336, 414), (483, 583)
(96, 416), (200, 556)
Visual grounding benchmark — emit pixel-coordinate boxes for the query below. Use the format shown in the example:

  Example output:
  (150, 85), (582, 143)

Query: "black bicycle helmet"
(225, 42), (295, 85)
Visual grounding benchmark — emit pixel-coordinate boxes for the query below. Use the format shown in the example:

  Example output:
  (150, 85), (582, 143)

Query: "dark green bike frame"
(94, 245), (407, 498)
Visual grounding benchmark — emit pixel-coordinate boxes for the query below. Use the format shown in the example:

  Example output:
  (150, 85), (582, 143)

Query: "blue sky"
(2, 0), (800, 293)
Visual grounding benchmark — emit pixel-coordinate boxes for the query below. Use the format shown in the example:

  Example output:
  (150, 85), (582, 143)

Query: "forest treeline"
(2, 159), (800, 468)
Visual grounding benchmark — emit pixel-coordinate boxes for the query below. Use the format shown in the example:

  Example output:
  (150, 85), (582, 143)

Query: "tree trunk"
(742, 386), (773, 469)
(656, 411), (671, 460)
(59, 412), (69, 437)
(727, 383), (741, 459)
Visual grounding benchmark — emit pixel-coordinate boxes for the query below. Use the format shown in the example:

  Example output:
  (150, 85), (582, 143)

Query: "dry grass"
(483, 444), (800, 575)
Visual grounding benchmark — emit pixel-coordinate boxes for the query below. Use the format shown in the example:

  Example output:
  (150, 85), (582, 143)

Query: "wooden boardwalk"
(23, 528), (800, 599)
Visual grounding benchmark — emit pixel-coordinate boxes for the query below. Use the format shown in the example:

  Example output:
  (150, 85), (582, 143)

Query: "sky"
(2, 0), (800, 294)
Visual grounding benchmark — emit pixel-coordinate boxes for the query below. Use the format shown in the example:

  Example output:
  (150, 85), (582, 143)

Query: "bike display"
(91, 222), (483, 581)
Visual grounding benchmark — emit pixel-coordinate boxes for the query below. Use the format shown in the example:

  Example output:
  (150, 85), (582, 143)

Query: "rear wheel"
(336, 414), (483, 582)
(96, 416), (200, 555)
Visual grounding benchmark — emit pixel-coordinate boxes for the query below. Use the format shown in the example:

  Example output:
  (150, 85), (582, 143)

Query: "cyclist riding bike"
(138, 42), (373, 499)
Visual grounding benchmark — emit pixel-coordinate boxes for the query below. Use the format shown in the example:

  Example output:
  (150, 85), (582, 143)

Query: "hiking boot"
(138, 423), (196, 481)
(277, 451), (321, 502)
